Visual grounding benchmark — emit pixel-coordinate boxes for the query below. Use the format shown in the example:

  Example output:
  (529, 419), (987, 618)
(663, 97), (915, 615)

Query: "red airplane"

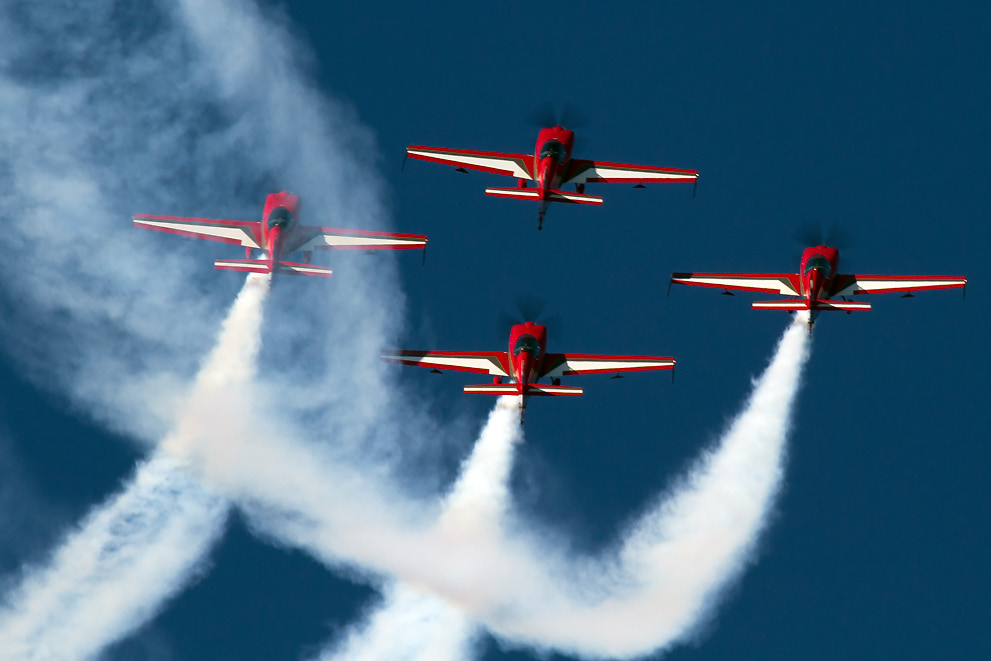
(382, 321), (675, 422)
(670, 245), (967, 329)
(133, 191), (427, 277)
(406, 126), (698, 229)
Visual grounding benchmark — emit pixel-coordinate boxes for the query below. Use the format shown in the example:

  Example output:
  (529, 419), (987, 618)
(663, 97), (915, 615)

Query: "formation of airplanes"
(133, 121), (968, 422)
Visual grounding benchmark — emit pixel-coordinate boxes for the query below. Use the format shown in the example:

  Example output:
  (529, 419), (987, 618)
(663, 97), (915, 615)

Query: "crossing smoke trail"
(317, 397), (522, 661)
(0, 274), (270, 660)
(483, 316), (812, 657)
(215, 319), (809, 659)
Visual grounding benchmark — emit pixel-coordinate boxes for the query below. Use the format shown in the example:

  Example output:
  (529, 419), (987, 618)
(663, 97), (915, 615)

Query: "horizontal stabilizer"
(214, 258), (270, 274)
(525, 384), (583, 397)
(484, 188), (603, 205)
(463, 383), (584, 396)
(811, 299), (871, 311)
(752, 299), (871, 311)
(275, 261), (334, 277)
(464, 384), (520, 396)
(213, 259), (334, 277)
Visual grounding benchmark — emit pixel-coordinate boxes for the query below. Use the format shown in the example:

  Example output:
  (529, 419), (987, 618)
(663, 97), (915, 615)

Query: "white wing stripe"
(385, 354), (508, 377)
(561, 359), (674, 372)
(134, 219), (260, 248)
(582, 166), (695, 180)
(408, 149), (532, 179)
(838, 278), (966, 294)
(310, 234), (426, 248)
(674, 275), (798, 296)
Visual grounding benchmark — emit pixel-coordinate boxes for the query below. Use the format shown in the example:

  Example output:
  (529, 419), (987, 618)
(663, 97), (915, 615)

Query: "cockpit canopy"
(538, 139), (567, 164)
(804, 255), (832, 278)
(267, 206), (294, 230)
(513, 334), (542, 357)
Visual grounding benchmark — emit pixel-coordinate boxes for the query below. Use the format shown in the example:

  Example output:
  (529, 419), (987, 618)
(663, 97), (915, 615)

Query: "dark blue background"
(2, 2), (987, 659)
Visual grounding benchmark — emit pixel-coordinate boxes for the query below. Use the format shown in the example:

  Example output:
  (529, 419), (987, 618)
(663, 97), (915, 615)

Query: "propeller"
(792, 220), (856, 250)
(527, 103), (589, 130)
(792, 221), (857, 269)
(496, 295), (564, 339)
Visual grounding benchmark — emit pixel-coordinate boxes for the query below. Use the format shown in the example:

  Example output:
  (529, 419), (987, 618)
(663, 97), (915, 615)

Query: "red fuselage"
(506, 322), (549, 394)
(257, 191), (301, 266)
(532, 126), (576, 198)
(799, 245), (840, 305)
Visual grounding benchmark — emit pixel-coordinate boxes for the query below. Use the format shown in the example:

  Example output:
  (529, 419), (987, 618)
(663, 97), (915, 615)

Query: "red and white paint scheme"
(133, 191), (427, 277)
(382, 321), (675, 423)
(671, 245), (967, 329)
(406, 126), (698, 229)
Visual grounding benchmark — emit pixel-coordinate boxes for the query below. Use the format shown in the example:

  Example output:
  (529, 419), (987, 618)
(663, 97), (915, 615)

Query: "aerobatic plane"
(382, 321), (675, 423)
(670, 245), (967, 329)
(406, 126), (698, 229)
(134, 191), (427, 277)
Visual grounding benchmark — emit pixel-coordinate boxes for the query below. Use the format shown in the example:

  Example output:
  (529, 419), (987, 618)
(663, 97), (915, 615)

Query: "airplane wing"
(381, 350), (510, 377)
(670, 272), (801, 296)
(406, 145), (534, 180)
(288, 226), (427, 252)
(831, 274), (968, 297)
(564, 159), (699, 185)
(133, 215), (262, 248)
(540, 354), (675, 379)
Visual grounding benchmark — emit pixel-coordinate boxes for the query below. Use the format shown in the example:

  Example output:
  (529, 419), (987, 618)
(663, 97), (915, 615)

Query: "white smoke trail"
(317, 397), (522, 661)
(0, 274), (270, 660)
(0, 455), (226, 661)
(211, 320), (808, 659)
(483, 317), (812, 657)
(319, 585), (477, 661)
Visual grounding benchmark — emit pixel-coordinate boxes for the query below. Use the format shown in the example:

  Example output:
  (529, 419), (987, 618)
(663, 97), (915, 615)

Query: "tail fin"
(484, 188), (603, 205)
(213, 259), (333, 277)
(752, 299), (871, 312)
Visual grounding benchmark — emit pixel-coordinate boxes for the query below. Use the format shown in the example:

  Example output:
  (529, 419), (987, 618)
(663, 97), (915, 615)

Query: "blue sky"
(0, 1), (988, 659)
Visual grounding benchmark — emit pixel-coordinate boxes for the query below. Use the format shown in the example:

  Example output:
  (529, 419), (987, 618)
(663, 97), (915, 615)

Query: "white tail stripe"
(485, 188), (542, 200)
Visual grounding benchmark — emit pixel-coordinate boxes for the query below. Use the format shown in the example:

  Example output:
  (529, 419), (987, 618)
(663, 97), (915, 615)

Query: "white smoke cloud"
(0, 274), (272, 660)
(316, 397), (522, 661)
(0, 454), (227, 660)
(319, 585), (478, 661)
(206, 320), (808, 659)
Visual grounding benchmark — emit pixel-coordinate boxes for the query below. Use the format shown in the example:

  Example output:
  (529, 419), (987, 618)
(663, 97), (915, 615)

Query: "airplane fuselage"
(257, 191), (301, 267)
(531, 127), (576, 220)
(506, 321), (549, 402)
(799, 245), (840, 303)
(798, 245), (841, 326)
